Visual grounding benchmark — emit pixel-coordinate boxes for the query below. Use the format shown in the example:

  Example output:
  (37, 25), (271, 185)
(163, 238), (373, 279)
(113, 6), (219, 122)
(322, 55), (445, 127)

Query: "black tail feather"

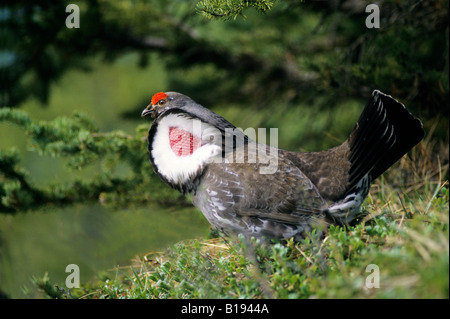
(345, 90), (424, 195)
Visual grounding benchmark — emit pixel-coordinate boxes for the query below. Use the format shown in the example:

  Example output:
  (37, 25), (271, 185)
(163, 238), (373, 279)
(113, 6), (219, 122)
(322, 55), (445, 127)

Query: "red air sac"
(169, 127), (202, 156)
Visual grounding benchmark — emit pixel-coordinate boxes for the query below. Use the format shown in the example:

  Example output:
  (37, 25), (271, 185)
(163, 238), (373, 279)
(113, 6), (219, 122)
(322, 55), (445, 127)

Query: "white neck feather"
(151, 113), (222, 185)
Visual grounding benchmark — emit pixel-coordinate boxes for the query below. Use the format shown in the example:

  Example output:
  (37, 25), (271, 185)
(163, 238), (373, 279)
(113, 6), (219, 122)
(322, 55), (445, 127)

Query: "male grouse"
(142, 91), (424, 241)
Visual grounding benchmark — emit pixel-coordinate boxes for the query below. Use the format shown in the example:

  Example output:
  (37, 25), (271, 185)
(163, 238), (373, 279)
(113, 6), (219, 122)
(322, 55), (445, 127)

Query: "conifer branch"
(0, 108), (185, 213)
(197, 0), (274, 20)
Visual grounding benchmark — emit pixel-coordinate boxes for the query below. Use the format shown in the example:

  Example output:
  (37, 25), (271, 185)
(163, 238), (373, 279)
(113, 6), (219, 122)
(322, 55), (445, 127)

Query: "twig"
(55, 285), (74, 299)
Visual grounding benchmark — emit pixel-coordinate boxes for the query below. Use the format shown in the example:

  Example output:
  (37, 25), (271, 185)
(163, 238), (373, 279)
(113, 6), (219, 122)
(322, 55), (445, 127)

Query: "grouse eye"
(158, 99), (166, 106)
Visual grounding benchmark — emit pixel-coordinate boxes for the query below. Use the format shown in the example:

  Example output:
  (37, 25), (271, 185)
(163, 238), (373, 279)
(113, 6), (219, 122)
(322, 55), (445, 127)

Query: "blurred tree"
(0, 107), (186, 212)
(0, 0), (448, 213)
(1, 0), (448, 117)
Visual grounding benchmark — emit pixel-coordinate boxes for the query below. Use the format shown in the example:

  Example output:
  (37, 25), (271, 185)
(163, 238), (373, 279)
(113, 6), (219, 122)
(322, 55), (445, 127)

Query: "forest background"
(0, 0), (448, 298)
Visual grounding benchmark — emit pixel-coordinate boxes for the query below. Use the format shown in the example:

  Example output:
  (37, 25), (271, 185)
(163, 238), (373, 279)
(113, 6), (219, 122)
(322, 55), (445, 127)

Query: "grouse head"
(141, 92), (244, 194)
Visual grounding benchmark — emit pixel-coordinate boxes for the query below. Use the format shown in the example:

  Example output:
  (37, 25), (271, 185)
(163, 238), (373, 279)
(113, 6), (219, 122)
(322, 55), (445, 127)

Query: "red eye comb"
(151, 92), (168, 105)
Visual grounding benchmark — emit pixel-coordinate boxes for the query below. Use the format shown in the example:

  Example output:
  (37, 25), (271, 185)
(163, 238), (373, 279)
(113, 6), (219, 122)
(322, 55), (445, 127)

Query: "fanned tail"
(327, 90), (424, 225)
(345, 90), (424, 196)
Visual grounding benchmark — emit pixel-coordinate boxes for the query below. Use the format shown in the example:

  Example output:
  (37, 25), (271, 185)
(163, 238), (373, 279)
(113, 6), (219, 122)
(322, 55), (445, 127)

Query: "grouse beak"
(141, 104), (156, 118)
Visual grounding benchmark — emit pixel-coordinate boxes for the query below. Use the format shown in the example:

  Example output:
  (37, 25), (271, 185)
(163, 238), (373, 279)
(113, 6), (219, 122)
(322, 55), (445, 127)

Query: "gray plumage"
(143, 90), (424, 241)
